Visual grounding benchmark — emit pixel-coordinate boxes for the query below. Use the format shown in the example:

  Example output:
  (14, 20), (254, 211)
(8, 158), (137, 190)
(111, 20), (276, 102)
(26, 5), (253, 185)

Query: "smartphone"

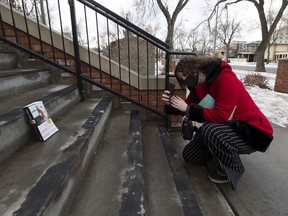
(167, 83), (175, 96)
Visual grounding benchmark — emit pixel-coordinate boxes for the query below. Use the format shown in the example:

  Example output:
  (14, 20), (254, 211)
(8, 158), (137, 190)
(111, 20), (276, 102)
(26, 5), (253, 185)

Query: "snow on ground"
(233, 66), (288, 127)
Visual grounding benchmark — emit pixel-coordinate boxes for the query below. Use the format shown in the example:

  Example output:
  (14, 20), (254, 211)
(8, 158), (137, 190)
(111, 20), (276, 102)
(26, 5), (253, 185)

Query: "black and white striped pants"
(182, 122), (257, 190)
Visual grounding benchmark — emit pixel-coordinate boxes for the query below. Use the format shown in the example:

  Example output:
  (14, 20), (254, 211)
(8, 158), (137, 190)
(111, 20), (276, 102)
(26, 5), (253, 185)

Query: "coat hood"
(205, 60), (231, 84)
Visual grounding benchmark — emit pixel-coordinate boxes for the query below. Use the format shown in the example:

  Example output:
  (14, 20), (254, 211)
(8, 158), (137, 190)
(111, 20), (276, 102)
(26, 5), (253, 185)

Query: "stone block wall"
(110, 36), (155, 76)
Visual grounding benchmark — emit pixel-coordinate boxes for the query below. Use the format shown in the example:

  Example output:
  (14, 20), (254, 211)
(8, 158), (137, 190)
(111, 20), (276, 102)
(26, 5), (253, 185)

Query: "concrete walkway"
(171, 123), (288, 216)
(218, 123), (288, 216)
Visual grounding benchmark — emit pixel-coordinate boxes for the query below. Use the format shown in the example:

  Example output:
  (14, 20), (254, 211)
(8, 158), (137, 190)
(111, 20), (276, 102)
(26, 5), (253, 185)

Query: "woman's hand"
(170, 95), (187, 112)
(161, 90), (171, 105)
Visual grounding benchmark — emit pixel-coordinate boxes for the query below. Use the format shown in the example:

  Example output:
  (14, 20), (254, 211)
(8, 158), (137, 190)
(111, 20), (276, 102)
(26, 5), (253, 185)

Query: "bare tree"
(185, 28), (201, 52)
(133, 0), (190, 50)
(121, 10), (161, 37)
(174, 27), (188, 50)
(200, 29), (214, 55)
(0, 0), (49, 25)
(217, 8), (241, 62)
(210, 0), (288, 72)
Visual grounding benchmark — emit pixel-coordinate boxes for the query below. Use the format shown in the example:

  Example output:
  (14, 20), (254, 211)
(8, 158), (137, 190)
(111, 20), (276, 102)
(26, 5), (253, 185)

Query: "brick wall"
(274, 58), (288, 93)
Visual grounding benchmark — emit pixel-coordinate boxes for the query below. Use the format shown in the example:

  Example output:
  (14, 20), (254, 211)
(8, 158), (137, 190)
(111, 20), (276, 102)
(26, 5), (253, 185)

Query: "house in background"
(231, 41), (258, 62)
(267, 27), (288, 62)
(228, 33), (288, 63)
(232, 40), (247, 58)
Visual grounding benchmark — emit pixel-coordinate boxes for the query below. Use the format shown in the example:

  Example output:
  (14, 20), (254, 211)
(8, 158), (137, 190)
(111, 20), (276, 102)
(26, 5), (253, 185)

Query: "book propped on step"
(23, 101), (58, 141)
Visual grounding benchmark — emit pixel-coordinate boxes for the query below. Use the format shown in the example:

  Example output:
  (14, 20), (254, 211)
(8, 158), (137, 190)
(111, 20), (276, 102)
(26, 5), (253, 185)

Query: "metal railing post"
(68, 0), (85, 101)
(165, 51), (171, 129)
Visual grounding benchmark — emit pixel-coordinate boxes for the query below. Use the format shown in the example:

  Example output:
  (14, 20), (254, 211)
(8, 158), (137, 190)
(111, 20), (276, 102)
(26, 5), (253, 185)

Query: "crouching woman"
(161, 56), (273, 190)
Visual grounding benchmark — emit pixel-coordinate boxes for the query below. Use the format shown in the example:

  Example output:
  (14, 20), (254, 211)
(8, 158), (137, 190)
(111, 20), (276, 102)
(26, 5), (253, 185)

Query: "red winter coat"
(185, 61), (273, 136)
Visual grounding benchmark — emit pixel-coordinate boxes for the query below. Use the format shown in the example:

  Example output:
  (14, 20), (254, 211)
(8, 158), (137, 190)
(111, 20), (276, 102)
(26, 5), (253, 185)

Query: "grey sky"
(95, 0), (264, 42)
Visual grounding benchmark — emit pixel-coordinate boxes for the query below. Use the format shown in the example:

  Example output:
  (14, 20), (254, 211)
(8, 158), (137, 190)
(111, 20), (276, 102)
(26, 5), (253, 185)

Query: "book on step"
(23, 101), (58, 141)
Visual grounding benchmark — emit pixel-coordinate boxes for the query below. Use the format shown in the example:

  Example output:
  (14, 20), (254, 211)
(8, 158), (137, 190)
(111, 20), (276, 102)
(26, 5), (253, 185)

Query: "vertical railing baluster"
(45, 0), (55, 61)
(0, 7), (6, 37)
(117, 24), (122, 93)
(127, 31), (131, 98)
(84, 5), (92, 78)
(165, 50), (171, 128)
(146, 41), (149, 106)
(95, 11), (102, 82)
(21, 0), (31, 50)
(156, 47), (159, 111)
(137, 36), (140, 101)
(8, 1), (18, 43)
(33, 0), (44, 55)
(106, 18), (112, 88)
(57, 0), (67, 66)
(68, 0), (84, 101)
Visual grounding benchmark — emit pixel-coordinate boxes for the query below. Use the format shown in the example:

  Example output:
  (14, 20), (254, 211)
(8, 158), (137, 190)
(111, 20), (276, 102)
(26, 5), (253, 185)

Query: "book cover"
(23, 101), (58, 141)
(198, 94), (215, 108)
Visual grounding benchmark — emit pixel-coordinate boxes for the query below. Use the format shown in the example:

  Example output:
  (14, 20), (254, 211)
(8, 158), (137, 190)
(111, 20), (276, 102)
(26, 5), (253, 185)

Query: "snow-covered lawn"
(233, 66), (288, 127)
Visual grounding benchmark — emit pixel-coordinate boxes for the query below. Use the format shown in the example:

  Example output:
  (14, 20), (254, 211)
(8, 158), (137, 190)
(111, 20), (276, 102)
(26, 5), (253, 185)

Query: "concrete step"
(156, 124), (204, 216)
(0, 84), (80, 163)
(68, 109), (144, 216)
(0, 68), (50, 101)
(169, 132), (235, 216)
(68, 112), (204, 216)
(142, 122), (186, 216)
(0, 52), (17, 70)
(0, 97), (113, 216)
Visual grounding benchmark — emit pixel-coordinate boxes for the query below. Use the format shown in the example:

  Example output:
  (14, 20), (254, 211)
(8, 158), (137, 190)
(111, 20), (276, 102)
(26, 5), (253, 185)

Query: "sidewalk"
(171, 123), (288, 216)
(216, 123), (288, 216)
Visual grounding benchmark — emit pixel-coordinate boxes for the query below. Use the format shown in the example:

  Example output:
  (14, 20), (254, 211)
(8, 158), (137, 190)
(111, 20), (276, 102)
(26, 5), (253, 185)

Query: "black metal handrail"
(0, 0), (195, 125)
(82, 0), (169, 50)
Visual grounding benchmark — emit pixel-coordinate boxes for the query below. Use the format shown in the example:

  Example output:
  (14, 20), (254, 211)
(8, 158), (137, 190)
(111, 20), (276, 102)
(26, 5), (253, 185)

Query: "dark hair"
(174, 55), (221, 88)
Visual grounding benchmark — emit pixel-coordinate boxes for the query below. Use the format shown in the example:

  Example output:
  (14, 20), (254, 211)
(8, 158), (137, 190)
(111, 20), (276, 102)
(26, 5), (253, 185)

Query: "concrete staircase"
(67, 112), (203, 216)
(0, 51), (114, 215)
(0, 49), (234, 216)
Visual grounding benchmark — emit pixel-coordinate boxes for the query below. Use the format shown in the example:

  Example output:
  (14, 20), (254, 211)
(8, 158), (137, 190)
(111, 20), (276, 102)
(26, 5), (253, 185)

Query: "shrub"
(241, 73), (269, 89)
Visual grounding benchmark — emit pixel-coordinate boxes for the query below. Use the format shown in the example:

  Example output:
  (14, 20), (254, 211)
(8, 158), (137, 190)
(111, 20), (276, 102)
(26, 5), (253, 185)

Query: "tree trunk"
(255, 44), (266, 72)
(40, 0), (47, 25)
(267, 44), (271, 64)
(226, 45), (229, 62)
(165, 22), (174, 50)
